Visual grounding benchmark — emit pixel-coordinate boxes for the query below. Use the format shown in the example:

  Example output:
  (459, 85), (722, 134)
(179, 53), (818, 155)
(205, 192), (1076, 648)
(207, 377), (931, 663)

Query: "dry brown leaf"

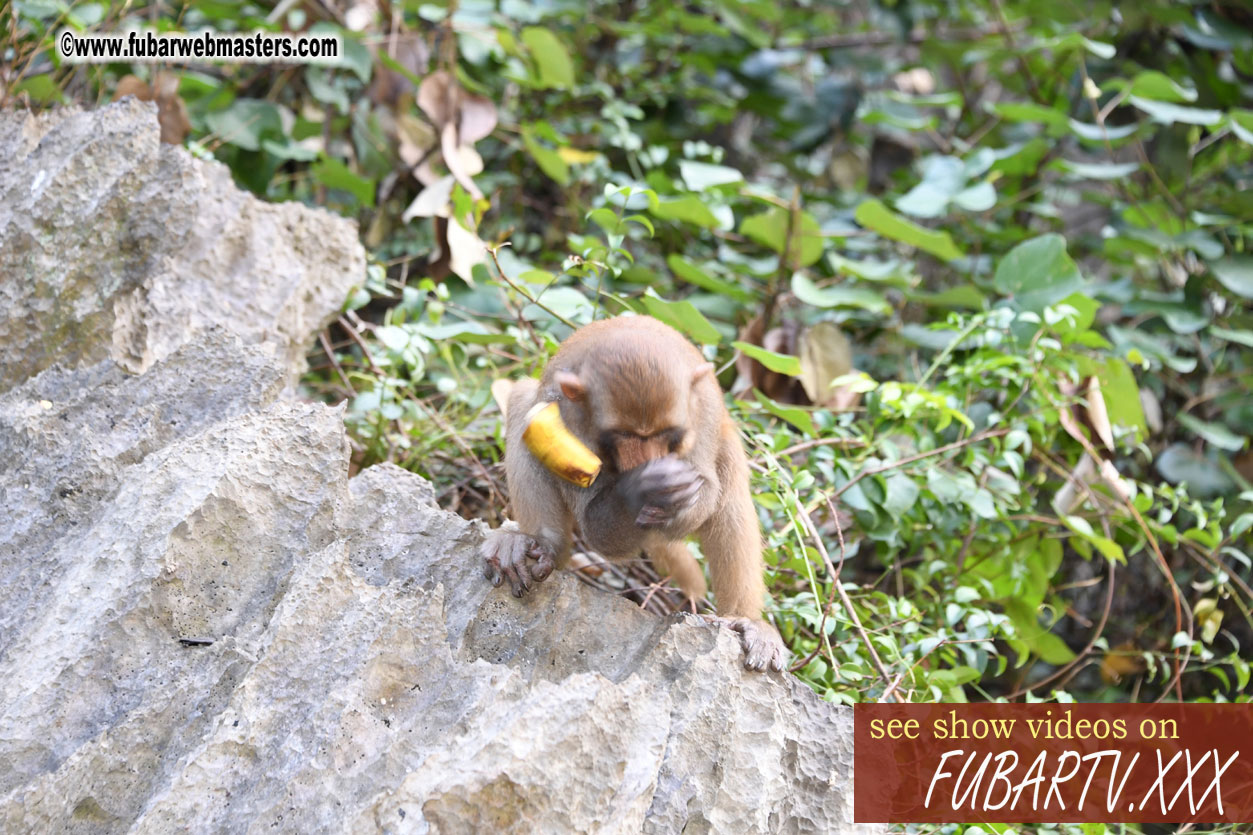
(459, 93), (498, 144)
(1099, 642), (1147, 684)
(417, 70), (454, 128)
(798, 321), (854, 409)
(1139, 387), (1163, 434)
(490, 379), (515, 421)
(114, 72), (190, 144)
(446, 218), (485, 284)
(402, 174), (455, 222)
(440, 121), (484, 200)
(1085, 376), (1115, 451)
(395, 112), (436, 168)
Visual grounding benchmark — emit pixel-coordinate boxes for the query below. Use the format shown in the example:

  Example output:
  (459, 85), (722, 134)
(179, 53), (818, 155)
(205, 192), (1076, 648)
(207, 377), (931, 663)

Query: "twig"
(486, 243), (577, 331)
(832, 427), (1010, 500)
(795, 500), (902, 702)
(1006, 558), (1116, 699)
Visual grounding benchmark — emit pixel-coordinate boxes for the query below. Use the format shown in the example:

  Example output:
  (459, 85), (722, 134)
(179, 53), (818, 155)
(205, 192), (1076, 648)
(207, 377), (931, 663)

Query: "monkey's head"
(548, 318), (715, 474)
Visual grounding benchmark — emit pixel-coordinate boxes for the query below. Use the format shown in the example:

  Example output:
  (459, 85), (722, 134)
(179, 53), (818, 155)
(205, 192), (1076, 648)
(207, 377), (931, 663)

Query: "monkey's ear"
(555, 370), (587, 401)
(691, 362), (715, 385)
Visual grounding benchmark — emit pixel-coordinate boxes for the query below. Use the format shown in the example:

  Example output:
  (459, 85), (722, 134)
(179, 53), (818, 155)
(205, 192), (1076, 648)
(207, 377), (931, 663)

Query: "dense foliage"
(11, 0), (1252, 795)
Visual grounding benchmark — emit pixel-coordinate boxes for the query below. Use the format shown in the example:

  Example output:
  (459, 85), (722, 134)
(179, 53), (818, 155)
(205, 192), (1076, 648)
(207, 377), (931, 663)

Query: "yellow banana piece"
(522, 401), (601, 488)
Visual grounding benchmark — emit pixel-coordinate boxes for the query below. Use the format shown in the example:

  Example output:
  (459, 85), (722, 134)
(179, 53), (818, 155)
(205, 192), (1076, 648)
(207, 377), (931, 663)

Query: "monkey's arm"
(697, 421), (787, 672)
(481, 379), (574, 597)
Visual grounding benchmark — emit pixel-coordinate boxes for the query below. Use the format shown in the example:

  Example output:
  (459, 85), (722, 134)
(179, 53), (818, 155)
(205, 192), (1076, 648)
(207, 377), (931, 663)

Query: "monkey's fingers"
(500, 557), (532, 598)
(527, 543), (555, 581)
(483, 556), (503, 587)
(635, 504), (671, 528)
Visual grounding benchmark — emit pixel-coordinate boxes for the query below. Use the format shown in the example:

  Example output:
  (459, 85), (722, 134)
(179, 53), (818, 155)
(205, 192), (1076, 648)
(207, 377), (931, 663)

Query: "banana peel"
(522, 401), (601, 488)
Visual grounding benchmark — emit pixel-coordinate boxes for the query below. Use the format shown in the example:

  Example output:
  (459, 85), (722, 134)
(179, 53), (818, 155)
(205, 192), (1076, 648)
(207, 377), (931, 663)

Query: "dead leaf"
(1139, 387), (1163, 435)
(733, 314), (802, 402)
(396, 112), (436, 168)
(798, 321), (855, 409)
(893, 67), (935, 96)
(114, 72), (190, 145)
(490, 379), (515, 421)
(440, 122), (484, 200)
(1051, 454), (1095, 515)
(344, 0), (377, 31)
(459, 93), (497, 144)
(402, 174), (455, 222)
(1085, 376), (1115, 451)
(417, 70), (454, 128)
(1195, 597), (1223, 644)
(446, 218), (485, 284)
(1099, 642), (1147, 684)
(369, 34), (429, 108)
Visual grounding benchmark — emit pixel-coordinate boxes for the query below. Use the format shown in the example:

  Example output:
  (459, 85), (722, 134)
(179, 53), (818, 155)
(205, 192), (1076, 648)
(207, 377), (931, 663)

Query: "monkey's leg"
(696, 439), (788, 672)
(481, 380), (574, 598)
(646, 539), (707, 609)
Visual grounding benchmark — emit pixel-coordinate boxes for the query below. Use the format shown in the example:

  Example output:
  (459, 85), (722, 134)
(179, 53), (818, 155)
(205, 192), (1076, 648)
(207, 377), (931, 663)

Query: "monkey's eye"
(663, 428), (685, 453)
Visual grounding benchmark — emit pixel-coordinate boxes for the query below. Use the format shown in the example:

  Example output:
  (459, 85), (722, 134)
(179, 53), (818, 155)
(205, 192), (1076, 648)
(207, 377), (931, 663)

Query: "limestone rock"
(0, 99), (364, 391)
(0, 101), (867, 834)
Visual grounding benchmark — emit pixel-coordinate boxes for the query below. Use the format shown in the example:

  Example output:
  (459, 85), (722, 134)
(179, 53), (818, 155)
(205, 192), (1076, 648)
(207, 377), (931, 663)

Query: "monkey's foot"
(705, 615), (788, 673)
(480, 521), (556, 599)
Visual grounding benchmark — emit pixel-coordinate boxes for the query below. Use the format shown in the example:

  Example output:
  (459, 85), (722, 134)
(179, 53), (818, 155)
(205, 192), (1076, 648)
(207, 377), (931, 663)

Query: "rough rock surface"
(0, 99), (364, 391)
(0, 103), (866, 833)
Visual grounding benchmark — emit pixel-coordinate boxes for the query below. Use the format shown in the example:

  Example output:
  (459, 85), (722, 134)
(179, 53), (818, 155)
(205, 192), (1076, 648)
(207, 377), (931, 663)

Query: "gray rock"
(0, 99), (364, 391)
(0, 102), (868, 834)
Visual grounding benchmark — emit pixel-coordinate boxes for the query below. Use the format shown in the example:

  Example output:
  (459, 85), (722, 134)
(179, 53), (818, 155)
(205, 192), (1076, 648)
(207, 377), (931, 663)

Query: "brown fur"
(480, 316), (786, 672)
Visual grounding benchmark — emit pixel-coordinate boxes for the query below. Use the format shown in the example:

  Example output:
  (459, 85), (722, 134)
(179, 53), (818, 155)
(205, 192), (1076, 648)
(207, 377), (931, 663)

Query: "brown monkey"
(481, 315), (787, 672)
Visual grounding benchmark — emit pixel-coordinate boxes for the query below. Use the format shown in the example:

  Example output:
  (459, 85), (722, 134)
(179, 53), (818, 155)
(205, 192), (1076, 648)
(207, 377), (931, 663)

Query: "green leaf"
(988, 101), (1070, 134)
(732, 341), (801, 376)
(1128, 97), (1223, 126)
(1231, 111), (1253, 146)
(1155, 444), (1236, 498)
(853, 200), (963, 262)
(1210, 326), (1253, 349)
(791, 274), (891, 315)
(1031, 631), (1080, 665)
(521, 26), (575, 89)
(752, 389), (815, 435)
(1068, 119), (1140, 143)
(678, 160), (743, 190)
(1176, 414), (1246, 452)
(311, 156), (375, 206)
(651, 195), (718, 228)
(740, 207), (824, 266)
(204, 99), (283, 151)
(1056, 159), (1140, 180)
(521, 128), (569, 185)
(638, 292), (721, 345)
(1122, 71), (1197, 103)
(519, 269), (556, 286)
(951, 181), (996, 212)
(1210, 256), (1253, 299)
(1072, 356), (1148, 439)
(993, 234), (1085, 311)
(1063, 516), (1126, 563)
(13, 73), (62, 104)
(666, 255), (753, 302)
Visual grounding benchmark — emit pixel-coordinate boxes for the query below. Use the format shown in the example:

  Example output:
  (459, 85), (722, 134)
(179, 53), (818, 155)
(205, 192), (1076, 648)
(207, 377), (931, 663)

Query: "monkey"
(480, 315), (787, 672)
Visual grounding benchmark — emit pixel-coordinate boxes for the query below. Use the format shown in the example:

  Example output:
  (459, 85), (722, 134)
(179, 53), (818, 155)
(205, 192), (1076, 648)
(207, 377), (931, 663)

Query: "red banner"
(854, 704), (1253, 823)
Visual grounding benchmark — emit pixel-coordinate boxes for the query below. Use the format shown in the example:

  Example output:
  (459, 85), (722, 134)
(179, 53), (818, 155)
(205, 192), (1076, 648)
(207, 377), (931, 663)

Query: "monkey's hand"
(480, 521), (556, 599)
(617, 457), (704, 529)
(706, 615), (788, 673)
